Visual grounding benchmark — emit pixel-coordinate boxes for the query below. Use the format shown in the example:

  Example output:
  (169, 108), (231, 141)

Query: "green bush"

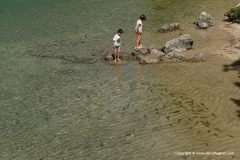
(224, 7), (240, 23)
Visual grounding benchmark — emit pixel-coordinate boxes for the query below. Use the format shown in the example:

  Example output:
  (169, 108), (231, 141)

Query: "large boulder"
(197, 12), (214, 29)
(161, 34), (193, 53)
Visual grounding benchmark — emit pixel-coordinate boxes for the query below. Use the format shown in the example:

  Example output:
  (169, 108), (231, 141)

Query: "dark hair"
(117, 29), (123, 33)
(140, 14), (146, 20)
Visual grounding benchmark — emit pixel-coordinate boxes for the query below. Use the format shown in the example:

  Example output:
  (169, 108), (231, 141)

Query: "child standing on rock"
(113, 29), (124, 62)
(135, 15), (147, 48)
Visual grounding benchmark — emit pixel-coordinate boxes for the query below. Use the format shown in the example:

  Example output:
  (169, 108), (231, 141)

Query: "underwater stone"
(158, 23), (180, 32)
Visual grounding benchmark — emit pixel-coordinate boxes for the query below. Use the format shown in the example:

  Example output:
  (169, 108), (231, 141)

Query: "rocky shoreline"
(26, 11), (239, 65)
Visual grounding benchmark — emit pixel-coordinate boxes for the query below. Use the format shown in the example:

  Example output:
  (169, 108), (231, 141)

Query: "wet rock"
(135, 48), (165, 64)
(197, 12), (214, 29)
(132, 47), (151, 56)
(158, 23), (180, 32)
(131, 35), (205, 64)
(103, 52), (133, 61)
(119, 52), (134, 61)
(133, 46), (188, 64)
(161, 34), (193, 53)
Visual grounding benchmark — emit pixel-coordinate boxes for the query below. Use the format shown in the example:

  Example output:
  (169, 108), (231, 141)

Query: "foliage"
(224, 7), (240, 23)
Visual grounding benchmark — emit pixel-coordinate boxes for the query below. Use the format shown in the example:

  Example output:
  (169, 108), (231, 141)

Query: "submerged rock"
(26, 38), (100, 64)
(186, 53), (205, 62)
(103, 52), (133, 62)
(158, 23), (180, 32)
(197, 12), (214, 29)
(27, 47), (98, 64)
(63, 55), (98, 64)
(103, 53), (114, 61)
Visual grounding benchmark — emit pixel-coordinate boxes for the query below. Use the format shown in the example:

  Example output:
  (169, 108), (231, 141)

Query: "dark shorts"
(114, 46), (120, 49)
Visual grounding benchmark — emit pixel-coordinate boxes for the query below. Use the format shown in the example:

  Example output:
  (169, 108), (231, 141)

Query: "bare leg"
(117, 47), (121, 61)
(136, 34), (142, 47)
(114, 48), (117, 62)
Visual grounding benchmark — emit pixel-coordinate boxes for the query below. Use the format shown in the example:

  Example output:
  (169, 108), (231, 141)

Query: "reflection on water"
(114, 64), (123, 90)
(114, 63), (144, 91)
(137, 63), (144, 84)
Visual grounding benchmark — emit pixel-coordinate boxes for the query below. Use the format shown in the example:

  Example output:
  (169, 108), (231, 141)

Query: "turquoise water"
(1, 0), (240, 159)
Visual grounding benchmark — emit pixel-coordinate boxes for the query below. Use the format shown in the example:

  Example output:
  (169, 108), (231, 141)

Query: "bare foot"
(114, 59), (117, 62)
(117, 59), (121, 62)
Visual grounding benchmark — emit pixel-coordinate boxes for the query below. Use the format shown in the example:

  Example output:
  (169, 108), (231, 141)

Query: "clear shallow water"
(0, 0), (240, 160)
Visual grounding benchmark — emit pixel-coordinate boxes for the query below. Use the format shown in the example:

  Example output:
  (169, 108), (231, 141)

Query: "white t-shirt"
(135, 19), (143, 33)
(113, 34), (121, 47)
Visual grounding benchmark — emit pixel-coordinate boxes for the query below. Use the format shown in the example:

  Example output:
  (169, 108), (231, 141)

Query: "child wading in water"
(113, 29), (123, 62)
(135, 15), (146, 48)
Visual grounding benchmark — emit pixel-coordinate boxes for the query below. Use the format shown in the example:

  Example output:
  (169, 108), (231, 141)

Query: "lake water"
(0, 0), (240, 159)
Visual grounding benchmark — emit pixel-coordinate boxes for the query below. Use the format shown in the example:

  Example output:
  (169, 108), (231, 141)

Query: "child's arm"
(135, 23), (139, 32)
(112, 40), (115, 47)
